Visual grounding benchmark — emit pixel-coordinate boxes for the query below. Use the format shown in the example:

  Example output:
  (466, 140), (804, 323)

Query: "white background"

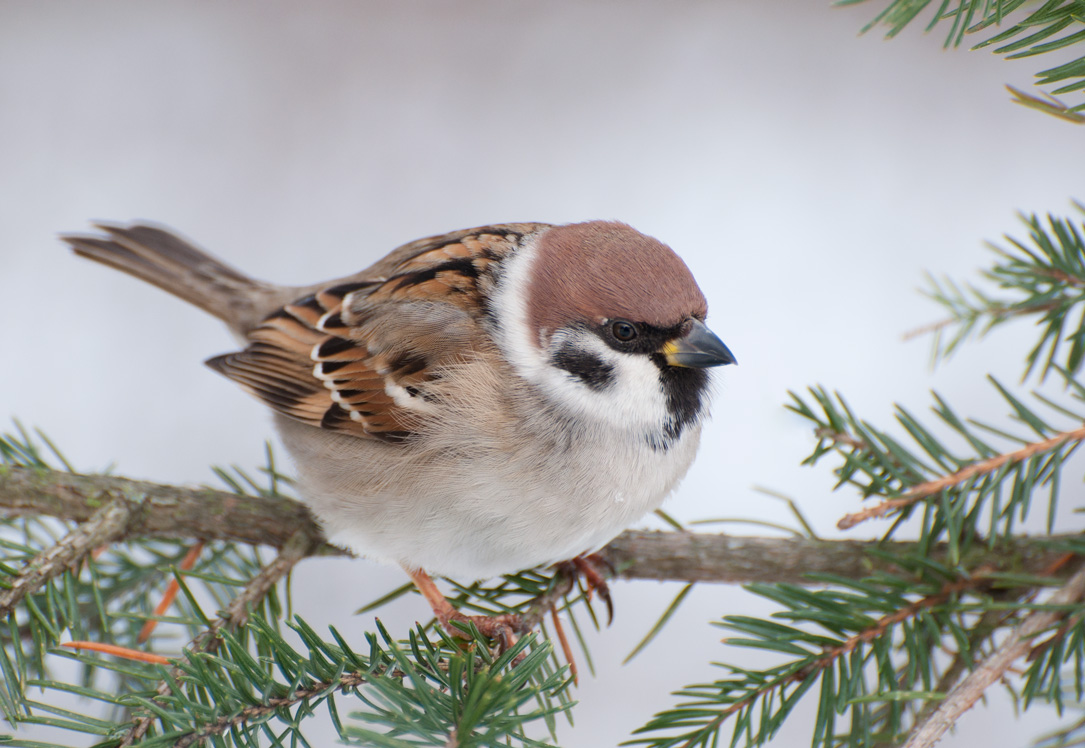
(2, 2), (1084, 746)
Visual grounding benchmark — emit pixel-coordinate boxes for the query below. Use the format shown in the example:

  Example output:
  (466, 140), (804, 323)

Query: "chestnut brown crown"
(526, 221), (708, 339)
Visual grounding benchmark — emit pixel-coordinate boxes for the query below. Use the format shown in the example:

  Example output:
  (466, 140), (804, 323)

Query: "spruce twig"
(837, 424), (1085, 530)
(0, 498), (134, 616)
(1, 466), (1078, 587)
(902, 563), (1085, 748)
(119, 530), (316, 746)
(172, 671), (368, 748)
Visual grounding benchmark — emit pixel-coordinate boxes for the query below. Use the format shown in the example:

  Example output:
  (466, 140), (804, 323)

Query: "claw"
(445, 610), (522, 651)
(403, 566), (524, 651)
(558, 553), (615, 626)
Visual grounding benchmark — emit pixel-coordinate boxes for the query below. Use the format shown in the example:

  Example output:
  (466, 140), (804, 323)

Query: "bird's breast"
(278, 412), (703, 579)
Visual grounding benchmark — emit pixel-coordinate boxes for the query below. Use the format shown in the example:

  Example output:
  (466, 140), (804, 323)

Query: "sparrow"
(63, 220), (735, 641)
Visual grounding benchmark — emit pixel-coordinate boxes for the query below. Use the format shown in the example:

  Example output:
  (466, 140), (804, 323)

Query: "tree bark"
(0, 466), (1076, 585)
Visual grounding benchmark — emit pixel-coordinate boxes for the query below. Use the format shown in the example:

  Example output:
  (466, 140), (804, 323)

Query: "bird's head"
(491, 221), (735, 449)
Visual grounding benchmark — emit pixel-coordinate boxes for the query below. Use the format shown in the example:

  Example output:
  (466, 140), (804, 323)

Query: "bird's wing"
(206, 225), (540, 442)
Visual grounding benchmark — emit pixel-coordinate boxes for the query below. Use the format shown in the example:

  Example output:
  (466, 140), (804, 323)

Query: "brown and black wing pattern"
(206, 226), (538, 443)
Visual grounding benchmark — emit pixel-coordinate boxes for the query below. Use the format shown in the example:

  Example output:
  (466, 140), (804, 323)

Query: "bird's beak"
(661, 319), (737, 368)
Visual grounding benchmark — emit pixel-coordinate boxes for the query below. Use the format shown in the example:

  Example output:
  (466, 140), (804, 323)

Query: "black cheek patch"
(551, 345), (616, 391)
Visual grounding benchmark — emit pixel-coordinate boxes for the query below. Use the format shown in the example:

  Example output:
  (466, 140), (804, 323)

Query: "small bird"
(63, 221), (735, 641)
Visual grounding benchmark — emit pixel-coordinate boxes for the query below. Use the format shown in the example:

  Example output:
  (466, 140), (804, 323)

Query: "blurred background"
(2, 1), (1084, 745)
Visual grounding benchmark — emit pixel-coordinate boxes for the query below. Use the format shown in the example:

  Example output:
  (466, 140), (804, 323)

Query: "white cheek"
(545, 333), (670, 430)
(489, 239), (547, 376)
(489, 236), (675, 435)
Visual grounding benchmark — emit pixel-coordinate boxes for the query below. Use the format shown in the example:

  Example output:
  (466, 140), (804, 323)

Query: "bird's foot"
(556, 553), (615, 625)
(440, 610), (523, 651)
(403, 566), (524, 651)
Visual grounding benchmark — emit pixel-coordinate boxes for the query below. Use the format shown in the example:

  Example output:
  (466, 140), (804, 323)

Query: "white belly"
(279, 415), (702, 579)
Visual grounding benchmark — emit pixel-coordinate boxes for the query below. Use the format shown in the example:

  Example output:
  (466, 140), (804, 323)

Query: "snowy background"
(2, 1), (1084, 746)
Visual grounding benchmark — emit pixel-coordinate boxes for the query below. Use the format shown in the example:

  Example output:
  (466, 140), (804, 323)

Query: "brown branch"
(599, 530), (1070, 586)
(520, 573), (576, 631)
(120, 530), (316, 747)
(901, 300), (1064, 342)
(1034, 268), (1085, 289)
(901, 562), (1085, 748)
(911, 604), (1022, 728)
(902, 317), (957, 342)
(815, 427), (869, 452)
(681, 570), (1001, 746)
(0, 465), (320, 550)
(195, 529), (314, 648)
(795, 570), (995, 681)
(174, 671), (368, 748)
(4, 468), (1083, 746)
(1, 467), (1079, 590)
(838, 424), (1085, 530)
(0, 498), (134, 617)
(902, 556), (1064, 728)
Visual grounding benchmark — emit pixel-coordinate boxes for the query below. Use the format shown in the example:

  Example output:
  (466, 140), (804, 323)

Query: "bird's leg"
(403, 566), (522, 650)
(556, 553), (615, 625)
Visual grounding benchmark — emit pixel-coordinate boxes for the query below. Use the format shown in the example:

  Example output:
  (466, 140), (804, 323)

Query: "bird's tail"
(62, 222), (281, 335)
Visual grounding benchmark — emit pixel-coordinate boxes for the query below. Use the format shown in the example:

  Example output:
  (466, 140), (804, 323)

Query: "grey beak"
(661, 319), (737, 368)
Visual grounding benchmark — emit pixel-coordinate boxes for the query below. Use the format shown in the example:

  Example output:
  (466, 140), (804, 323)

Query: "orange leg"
(403, 566), (522, 650)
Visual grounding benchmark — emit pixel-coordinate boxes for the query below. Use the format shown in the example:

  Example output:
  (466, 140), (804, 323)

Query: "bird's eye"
(611, 320), (638, 342)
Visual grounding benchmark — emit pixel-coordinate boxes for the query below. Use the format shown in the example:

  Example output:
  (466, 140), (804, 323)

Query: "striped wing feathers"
(206, 227), (534, 442)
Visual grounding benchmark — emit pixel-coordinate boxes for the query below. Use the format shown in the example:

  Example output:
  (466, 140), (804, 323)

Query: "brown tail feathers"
(62, 222), (281, 335)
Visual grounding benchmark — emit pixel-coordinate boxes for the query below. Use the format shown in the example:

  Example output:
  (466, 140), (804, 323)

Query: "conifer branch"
(917, 211), (1085, 378)
(191, 528), (316, 650)
(855, 2), (1085, 120)
(1, 466), (1078, 589)
(520, 573), (575, 633)
(0, 465), (319, 550)
(797, 570), (996, 681)
(837, 423), (1085, 530)
(673, 570), (1003, 745)
(902, 300), (1062, 342)
(901, 563), (1085, 748)
(120, 530), (316, 746)
(173, 671), (368, 748)
(911, 605), (1022, 728)
(814, 427), (871, 452)
(0, 497), (134, 617)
